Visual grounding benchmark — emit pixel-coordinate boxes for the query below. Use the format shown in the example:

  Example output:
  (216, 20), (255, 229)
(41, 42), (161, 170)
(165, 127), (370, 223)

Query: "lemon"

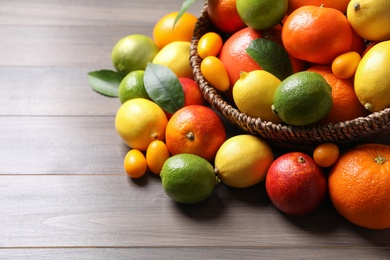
(347, 0), (390, 41)
(271, 71), (333, 126)
(354, 40), (390, 112)
(152, 41), (193, 78)
(233, 70), (282, 123)
(118, 70), (150, 104)
(236, 0), (288, 30)
(160, 154), (219, 204)
(214, 135), (274, 188)
(115, 98), (168, 151)
(112, 34), (159, 75)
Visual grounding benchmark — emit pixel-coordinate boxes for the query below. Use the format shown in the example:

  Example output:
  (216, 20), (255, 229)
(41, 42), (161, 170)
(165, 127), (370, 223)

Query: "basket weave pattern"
(190, 3), (390, 147)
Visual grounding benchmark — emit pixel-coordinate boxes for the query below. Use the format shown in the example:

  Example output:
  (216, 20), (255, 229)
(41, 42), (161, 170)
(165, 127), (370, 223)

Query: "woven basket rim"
(190, 3), (390, 146)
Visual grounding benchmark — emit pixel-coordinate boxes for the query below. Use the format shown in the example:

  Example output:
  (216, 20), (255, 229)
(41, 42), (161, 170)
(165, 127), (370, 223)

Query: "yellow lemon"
(152, 41), (193, 78)
(214, 134), (274, 188)
(233, 70), (282, 123)
(354, 40), (390, 112)
(347, 0), (390, 41)
(115, 98), (168, 151)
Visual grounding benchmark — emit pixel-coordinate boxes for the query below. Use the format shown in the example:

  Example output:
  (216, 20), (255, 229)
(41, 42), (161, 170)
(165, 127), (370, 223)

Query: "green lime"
(236, 0), (288, 30)
(118, 70), (150, 104)
(160, 154), (219, 204)
(112, 34), (159, 75)
(271, 71), (333, 126)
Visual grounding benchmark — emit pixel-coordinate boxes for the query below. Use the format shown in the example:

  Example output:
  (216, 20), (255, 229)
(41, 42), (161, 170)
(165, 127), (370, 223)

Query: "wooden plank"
(0, 248), (389, 260)
(1, 175), (390, 249)
(0, 115), (244, 174)
(0, 67), (121, 116)
(0, 116), (126, 174)
(0, 25), (146, 67)
(0, 0), (204, 26)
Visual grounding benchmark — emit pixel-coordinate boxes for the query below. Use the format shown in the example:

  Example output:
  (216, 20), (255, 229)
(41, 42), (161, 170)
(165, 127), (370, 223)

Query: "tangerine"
(307, 65), (369, 124)
(287, 0), (350, 14)
(207, 0), (246, 34)
(282, 5), (353, 64)
(328, 143), (390, 229)
(153, 12), (197, 49)
(165, 105), (226, 162)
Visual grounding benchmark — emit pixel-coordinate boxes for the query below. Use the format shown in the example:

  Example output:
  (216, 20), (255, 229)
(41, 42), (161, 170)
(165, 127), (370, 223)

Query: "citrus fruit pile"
(87, 0), (390, 230)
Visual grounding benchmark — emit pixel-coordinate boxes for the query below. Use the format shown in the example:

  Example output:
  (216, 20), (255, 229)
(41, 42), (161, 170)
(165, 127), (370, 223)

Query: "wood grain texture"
(1, 175), (390, 249)
(1, 0), (389, 259)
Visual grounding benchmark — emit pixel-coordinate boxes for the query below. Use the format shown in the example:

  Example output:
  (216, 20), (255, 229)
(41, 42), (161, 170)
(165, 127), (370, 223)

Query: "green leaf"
(144, 63), (184, 114)
(246, 38), (294, 81)
(174, 0), (200, 26)
(87, 70), (124, 97)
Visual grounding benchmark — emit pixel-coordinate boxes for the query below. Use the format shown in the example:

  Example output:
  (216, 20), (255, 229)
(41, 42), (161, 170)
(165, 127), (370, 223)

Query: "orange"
(287, 0), (350, 14)
(282, 5), (353, 64)
(153, 12), (197, 50)
(146, 140), (170, 175)
(328, 143), (390, 229)
(165, 105), (226, 162)
(307, 65), (369, 124)
(313, 143), (340, 168)
(201, 56), (230, 92)
(123, 149), (147, 178)
(207, 0), (246, 34)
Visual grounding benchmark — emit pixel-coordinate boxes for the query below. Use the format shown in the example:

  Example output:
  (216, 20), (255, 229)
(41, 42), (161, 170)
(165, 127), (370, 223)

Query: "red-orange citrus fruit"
(165, 105), (226, 162)
(207, 0), (246, 34)
(266, 152), (327, 215)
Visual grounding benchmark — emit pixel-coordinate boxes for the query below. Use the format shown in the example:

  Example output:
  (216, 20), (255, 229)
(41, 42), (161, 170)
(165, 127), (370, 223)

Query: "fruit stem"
(298, 156), (306, 164)
(375, 156), (386, 165)
(186, 131), (195, 141)
(354, 2), (360, 11)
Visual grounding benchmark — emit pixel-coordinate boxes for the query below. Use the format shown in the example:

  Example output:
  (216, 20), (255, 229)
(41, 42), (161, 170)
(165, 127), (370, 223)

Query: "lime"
(160, 154), (219, 204)
(233, 70), (282, 123)
(214, 134), (274, 188)
(236, 0), (288, 30)
(112, 34), (159, 75)
(118, 70), (150, 104)
(271, 71), (333, 126)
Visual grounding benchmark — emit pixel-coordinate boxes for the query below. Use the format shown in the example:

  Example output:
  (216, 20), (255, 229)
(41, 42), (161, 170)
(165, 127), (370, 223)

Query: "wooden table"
(1, 1), (389, 259)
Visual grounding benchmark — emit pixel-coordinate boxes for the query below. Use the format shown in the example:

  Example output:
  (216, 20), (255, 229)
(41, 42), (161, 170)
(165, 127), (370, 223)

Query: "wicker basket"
(190, 3), (390, 148)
